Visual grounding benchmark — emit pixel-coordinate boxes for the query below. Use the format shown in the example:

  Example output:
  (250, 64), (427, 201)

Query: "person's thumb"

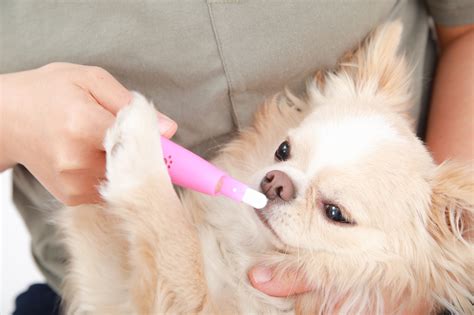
(248, 265), (314, 297)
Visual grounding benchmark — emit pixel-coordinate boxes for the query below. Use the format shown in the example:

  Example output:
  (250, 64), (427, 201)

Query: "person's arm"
(426, 24), (474, 164)
(0, 62), (177, 205)
(248, 23), (474, 297)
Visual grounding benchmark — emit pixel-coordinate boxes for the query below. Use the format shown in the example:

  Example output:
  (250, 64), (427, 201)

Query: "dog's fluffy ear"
(428, 161), (474, 312)
(429, 161), (474, 244)
(251, 89), (309, 135)
(310, 21), (412, 114)
(345, 21), (410, 99)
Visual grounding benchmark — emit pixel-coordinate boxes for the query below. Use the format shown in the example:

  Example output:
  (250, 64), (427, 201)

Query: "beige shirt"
(1, 0), (473, 294)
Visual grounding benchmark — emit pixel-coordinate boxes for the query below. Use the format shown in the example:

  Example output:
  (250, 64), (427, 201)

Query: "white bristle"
(242, 188), (268, 209)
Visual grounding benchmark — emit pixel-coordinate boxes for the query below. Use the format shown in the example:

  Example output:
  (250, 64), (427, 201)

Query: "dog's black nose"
(260, 170), (295, 201)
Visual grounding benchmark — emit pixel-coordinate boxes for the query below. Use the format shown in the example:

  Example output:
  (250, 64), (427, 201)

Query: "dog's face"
(258, 103), (433, 256)
(219, 22), (473, 313)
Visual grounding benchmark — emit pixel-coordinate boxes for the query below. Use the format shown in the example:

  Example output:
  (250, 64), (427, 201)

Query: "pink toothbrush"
(160, 137), (268, 209)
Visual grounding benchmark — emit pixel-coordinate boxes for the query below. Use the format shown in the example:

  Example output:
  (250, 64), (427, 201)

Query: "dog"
(58, 22), (473, 314)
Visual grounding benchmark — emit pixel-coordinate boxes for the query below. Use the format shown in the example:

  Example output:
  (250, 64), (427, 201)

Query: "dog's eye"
(324, 204), (351, 224)
(275, 141), (290, 161)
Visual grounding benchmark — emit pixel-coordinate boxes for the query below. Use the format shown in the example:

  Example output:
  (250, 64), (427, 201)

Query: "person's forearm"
(426, 28), (474, 164)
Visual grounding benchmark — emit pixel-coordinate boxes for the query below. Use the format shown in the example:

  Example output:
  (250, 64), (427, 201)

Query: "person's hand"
(0, 62), (177, 205)
(248, 266), (431, 313)
(248, 266), (313, 297)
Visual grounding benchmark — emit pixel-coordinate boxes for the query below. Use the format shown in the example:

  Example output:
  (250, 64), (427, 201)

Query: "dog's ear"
(311, 21), (412, 115)
(251, 89), (309, 136)
(429, 161), (474, 244)
(427, 161), (474, 312)
(345, 21), (410, 99)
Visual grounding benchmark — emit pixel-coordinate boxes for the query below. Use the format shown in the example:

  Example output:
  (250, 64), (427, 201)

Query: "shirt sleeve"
(425, 0), (474, 26)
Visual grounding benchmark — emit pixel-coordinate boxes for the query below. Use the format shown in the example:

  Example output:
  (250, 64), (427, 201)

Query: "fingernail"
(252, 266), (273, 284)
(158, 115), (175, 134)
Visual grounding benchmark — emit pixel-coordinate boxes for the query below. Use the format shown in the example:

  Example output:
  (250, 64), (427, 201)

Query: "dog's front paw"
(102, 92), (166, 199)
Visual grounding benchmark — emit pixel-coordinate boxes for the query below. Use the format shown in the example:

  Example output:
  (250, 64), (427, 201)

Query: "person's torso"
(1, 1), (434, 153)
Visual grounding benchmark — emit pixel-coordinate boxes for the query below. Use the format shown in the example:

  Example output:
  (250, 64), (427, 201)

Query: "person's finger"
(77, 66), (132, 114)
(80, 87), (177, 144)
(248, 266), (314, 297)
(56, 171), (105, 206)
(83, 96), (178, 147)
(157, 111), (178, 138)
(75, 94), (116, 150)
(63, 190), (103, 206)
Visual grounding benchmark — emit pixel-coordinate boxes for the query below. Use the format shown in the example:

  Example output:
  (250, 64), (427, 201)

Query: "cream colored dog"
(59, 22), (473, 314)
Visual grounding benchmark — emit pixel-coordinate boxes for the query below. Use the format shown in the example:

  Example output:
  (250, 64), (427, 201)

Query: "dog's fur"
(58, 22), (473, 314)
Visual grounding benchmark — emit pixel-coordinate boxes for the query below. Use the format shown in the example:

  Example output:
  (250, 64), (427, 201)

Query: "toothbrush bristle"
(242, 188), (268, 209)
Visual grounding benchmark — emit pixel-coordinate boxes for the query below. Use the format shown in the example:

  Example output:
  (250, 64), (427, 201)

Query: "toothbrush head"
(242, 187), (268, 209)
(218, 175), (268, 209)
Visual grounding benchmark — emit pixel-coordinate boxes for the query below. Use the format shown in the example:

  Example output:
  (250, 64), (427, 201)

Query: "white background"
(1, 170), (44, 315)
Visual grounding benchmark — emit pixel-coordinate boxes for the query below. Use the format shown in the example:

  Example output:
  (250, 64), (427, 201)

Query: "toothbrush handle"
(160, 136), (226, 195)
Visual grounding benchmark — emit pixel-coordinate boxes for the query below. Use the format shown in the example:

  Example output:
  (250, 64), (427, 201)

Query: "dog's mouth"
(252, 194), (301, 252)
(254, 207), (271, 229)
(253, 204), (282, 242)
